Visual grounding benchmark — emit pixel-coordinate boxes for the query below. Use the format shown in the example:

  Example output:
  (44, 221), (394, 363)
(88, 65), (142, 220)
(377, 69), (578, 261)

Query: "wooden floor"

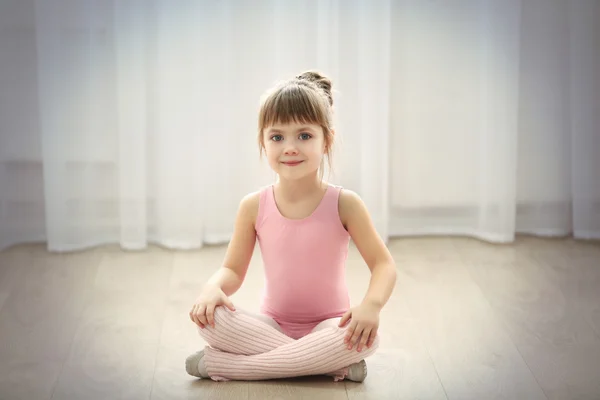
(0, 236), (599, 400)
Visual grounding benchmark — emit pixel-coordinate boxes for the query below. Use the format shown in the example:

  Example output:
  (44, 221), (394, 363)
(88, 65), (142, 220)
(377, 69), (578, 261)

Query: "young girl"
(186, 71), (397, 382)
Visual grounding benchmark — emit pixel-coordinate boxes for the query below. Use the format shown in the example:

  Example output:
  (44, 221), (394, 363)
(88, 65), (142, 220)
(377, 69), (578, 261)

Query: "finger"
(357, 328), (371, 352)
(206, 304), (216, 327)
(194, 306), (205, 329)
(367, 328), (378, 348)
(197, 305), (208, 327)
(344, 320), (357, 343)
(189, 305), (197, 323)
(348, 325), (363, 350)
(338, 310), (351, 327)
(224, 297), (236, 311)
(190, 305), (205, 329)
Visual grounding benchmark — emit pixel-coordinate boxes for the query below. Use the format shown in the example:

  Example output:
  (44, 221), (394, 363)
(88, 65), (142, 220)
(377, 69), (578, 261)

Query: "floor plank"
(458, 237), (600, 400)
(0, 248), (101, 362)
(0, 237), (598, 399)
(50, 248), (173, 400)
(247, 377), (348, 400)
(0, 356), (63, 400)
(393, 238), (548, 400)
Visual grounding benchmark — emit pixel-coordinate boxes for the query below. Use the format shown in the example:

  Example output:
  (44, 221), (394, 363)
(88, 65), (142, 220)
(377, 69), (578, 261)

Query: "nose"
(283, 145), (299, 156)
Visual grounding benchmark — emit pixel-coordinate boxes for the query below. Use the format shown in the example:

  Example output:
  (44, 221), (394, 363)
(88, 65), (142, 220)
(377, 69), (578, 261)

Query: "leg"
(186, 306), (293, 379)
(312, 318), (371, 382)
(197, 306), (294, 355)
(311, 318), (346, 379)
(310, 317), (343, 332)
(203, 319), (380, 381)
(235, 308), (285, 334)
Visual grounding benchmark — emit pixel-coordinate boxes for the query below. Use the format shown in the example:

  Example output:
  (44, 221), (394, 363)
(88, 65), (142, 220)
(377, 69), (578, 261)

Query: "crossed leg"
(235, 308), (286, 333)
(224, 309), (350, 379)
(196, 307), (379, 381)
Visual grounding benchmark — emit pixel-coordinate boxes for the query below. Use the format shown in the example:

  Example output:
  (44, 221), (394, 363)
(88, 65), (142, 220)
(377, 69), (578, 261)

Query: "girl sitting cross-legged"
(186, 70), (397, 382)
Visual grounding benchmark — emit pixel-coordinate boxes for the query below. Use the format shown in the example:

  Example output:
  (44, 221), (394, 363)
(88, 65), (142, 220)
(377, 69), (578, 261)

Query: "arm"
(340, 189), (397, 309)
(191, 192), (259, 328)
(338, 189), (397, 351)
(205, 191), (259, 296)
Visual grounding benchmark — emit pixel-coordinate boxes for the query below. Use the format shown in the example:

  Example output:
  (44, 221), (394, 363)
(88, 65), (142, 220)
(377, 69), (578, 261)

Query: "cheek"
(307, 141), (326, 157)
(264, 145), (279, 164)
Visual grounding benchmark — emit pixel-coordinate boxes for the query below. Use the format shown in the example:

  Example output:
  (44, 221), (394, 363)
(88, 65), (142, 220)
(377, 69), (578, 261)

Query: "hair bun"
(296, 70), (333, 106)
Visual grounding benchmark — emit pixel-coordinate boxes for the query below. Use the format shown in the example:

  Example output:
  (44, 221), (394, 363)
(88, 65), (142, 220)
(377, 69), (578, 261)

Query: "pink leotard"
(255, 184), (351, 339)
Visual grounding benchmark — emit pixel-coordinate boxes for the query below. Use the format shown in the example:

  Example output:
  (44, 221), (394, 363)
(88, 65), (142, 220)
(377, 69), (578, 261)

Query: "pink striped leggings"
(196, 306), (379, 381)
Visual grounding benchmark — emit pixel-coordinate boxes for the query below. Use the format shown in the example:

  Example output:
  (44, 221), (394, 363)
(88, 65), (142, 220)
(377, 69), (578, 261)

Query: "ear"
(325, 129), (335, 152)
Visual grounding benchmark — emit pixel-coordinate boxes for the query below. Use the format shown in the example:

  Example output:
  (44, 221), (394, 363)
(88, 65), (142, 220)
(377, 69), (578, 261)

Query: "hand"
(338, 301), (381, 352)
(189, 284), (236, 329)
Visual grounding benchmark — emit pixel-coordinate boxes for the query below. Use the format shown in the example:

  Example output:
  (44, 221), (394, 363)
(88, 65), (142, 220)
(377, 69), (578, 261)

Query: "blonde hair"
(257, 71), (335, 180)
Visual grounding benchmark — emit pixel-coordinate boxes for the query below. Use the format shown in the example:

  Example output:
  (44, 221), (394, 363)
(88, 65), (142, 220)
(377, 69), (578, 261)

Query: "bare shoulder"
(222, 189), (262, 279)
(338, 187), (393, 268)
(238, 189), (261, 225)
(338, 188), (366, 227)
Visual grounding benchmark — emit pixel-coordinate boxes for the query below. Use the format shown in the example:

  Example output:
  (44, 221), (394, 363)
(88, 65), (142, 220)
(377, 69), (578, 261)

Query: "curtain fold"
(0, 0), (598, 252)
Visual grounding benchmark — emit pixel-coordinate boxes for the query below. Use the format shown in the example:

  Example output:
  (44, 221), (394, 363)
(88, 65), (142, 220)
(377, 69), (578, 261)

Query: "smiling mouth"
(281, 161), (303, 166)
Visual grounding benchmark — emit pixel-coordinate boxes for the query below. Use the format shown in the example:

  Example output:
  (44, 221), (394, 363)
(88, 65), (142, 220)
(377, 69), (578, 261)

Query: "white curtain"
(0, 0), (598, 252)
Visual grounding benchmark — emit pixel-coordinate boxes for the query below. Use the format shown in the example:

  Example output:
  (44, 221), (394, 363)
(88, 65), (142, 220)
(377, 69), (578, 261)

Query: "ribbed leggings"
(196, 307), (379, 381)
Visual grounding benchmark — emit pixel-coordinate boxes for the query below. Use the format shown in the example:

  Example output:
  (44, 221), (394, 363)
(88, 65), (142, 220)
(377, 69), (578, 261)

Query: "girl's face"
(263, 122), (326, 181)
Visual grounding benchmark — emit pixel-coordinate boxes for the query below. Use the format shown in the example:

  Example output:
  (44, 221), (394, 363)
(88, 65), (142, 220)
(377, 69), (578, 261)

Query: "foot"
(185, 350), (209, 378)
(346, 359), (367, 382)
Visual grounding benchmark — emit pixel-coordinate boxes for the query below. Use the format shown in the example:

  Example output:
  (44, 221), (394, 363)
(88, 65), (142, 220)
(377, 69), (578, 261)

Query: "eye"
(299, 133), (312, 140)
(270, 134), (283, 142)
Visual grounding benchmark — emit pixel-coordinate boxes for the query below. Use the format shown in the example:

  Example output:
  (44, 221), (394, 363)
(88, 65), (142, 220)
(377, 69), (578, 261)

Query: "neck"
(276, 173), (325, 200)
